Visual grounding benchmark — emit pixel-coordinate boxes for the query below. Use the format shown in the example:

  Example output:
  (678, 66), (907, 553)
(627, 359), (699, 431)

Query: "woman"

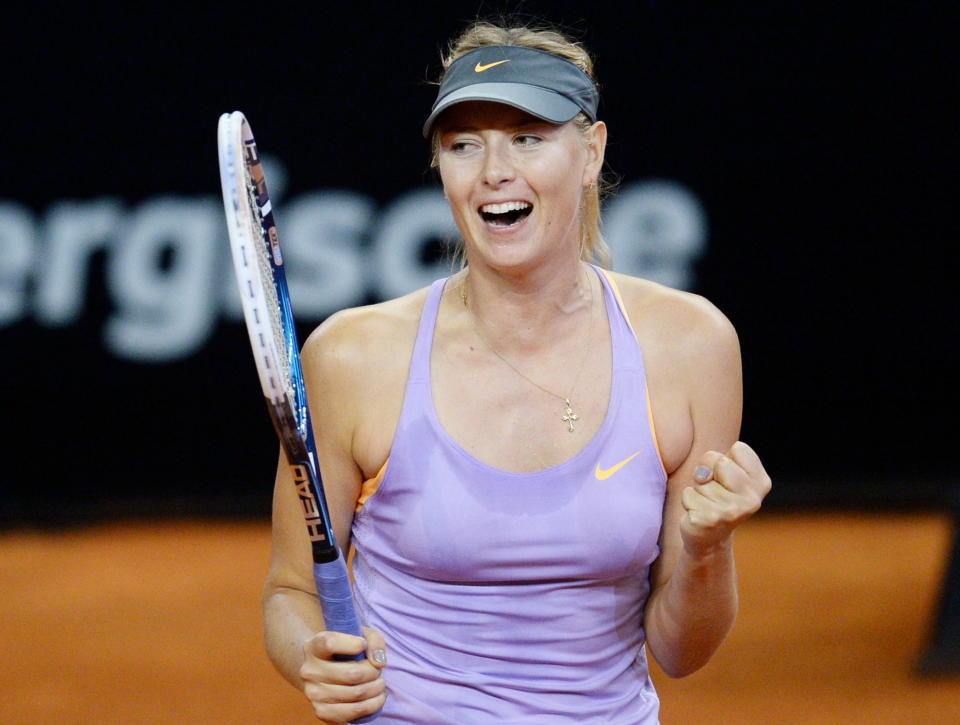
(263, 21), (772, 724)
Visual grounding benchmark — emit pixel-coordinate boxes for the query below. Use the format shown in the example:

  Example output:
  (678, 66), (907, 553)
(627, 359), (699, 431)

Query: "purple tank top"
(351, 267), (667, 723)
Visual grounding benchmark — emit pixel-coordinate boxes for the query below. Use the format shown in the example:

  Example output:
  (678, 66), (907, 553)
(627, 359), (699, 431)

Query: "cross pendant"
(561, 398), (579, 432)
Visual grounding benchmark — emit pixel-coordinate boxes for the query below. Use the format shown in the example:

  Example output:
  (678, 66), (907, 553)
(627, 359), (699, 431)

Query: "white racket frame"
(218, 111), (288, 407)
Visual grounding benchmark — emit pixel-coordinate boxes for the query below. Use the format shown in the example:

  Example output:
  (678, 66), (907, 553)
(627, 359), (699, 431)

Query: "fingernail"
(694, 465), (712, 481)
(371, 649), (387, 665)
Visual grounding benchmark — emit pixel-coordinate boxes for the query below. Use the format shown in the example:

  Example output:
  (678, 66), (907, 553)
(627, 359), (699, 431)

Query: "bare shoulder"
(603, 270), (739, 362)
(605, 271), (743, 471)
(301, 287), (428, 389)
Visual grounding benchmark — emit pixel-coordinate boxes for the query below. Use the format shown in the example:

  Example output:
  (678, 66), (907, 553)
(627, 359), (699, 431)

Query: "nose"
(481, 139), (515, 187)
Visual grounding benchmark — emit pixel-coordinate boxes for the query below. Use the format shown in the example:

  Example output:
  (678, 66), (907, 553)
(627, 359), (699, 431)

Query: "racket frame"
(217, 112), (340, 565)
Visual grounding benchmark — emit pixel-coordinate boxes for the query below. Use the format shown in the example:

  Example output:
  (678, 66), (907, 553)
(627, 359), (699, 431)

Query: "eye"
(441, 135), (479, 155)
(514, 134), (542, 148)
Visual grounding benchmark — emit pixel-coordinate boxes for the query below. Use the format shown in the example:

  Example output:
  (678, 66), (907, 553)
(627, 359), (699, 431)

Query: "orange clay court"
(1, 511), (958, 724)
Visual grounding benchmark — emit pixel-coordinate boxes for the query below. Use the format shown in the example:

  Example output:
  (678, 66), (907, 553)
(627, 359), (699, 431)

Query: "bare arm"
(261, 310), (388, 721)
(643, 298), (771, 677)
(261, 454), (366, 688)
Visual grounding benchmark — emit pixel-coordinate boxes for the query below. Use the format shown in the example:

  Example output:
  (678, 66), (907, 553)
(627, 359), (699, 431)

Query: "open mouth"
(479, 201), (532, 227)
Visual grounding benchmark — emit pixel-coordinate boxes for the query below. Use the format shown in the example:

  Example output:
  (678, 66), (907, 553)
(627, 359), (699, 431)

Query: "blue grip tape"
(313, 556), (380, 722)
(314, 557), (363, 640)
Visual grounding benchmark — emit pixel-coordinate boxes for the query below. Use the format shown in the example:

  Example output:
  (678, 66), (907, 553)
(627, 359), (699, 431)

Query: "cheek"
(538, 164), (584, 215)
(437, 171), (476, 234)
(532, 148), (587, 201)
(438, 163), (472, 206)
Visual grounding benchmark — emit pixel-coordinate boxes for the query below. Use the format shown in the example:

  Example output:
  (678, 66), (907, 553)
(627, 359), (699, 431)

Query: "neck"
(458, 258), (595, 350)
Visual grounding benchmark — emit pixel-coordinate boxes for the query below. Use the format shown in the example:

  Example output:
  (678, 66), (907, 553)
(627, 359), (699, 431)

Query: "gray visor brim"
(422, 83), (583, 137)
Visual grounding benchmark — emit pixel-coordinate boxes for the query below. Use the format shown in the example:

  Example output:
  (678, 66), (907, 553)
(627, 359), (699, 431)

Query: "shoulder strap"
(406, 277), (447, 383)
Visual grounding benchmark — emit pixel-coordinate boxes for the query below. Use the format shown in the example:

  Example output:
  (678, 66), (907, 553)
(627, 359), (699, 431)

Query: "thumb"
(362, 626), (388, 669)
(693, 463), (713, 484)
(304, 630), (365, 659)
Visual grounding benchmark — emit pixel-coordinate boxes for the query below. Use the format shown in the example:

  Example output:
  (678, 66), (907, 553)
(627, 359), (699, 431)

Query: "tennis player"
(263, 20), (772, 723)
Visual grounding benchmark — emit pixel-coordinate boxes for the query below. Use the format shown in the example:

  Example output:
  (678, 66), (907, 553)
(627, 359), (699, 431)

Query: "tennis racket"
(217, 112), (372, 682)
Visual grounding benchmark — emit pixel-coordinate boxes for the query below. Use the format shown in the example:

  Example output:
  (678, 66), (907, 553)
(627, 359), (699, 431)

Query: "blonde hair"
(431, 21), (615, 268)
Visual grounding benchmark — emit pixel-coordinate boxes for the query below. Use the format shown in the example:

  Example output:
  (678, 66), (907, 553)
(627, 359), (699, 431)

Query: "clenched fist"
(680, 441), (772, 556)
(300, 628), (388, 722)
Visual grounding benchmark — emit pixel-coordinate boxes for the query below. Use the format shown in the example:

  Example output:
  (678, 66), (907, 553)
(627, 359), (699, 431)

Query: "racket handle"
(313, 556), (381, 723)
(313, 555), (364, 642)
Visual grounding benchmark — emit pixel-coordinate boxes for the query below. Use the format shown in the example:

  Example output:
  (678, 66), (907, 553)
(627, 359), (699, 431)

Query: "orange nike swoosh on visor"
(595, 452), (641, 481)
(474, 59), (511, 72)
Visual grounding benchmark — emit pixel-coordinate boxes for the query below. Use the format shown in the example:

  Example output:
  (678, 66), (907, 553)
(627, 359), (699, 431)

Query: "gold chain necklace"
(460, 273), (595, 432)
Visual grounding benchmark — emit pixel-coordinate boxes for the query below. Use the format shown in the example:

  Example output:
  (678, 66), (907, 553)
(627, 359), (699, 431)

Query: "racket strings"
(244, 165), (293, 400)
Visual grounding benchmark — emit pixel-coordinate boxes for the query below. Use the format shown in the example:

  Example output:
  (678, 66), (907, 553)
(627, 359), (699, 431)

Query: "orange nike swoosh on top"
(474, 59), (511, 72)
(595, 452), (641, 481)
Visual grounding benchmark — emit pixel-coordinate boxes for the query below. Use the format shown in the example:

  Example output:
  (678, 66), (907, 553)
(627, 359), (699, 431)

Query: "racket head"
(217, 111), (311, 453)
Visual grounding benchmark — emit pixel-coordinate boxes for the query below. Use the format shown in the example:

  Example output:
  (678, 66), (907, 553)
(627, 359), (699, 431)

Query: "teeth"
(480, 201), (531, 214)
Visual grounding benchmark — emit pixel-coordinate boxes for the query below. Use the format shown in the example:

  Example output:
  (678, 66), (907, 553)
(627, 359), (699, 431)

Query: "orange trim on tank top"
(598, 269), (667, 470)
(355, 459), (388, 513)
(348, 460), (389, 577)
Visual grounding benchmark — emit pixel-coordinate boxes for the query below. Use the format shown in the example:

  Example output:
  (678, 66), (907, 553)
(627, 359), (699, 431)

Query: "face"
(435, 101), (606, 274)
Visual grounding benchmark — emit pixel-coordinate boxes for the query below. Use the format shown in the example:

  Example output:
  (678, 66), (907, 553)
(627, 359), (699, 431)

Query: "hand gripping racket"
(218, 112), (377, 721)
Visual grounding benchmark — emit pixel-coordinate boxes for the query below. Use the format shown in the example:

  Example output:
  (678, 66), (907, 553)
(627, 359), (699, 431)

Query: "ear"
(581, 121), (608, 188)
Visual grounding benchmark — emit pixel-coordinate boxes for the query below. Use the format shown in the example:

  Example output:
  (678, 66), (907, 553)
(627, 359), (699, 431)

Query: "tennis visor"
(422, 45), (599, 137)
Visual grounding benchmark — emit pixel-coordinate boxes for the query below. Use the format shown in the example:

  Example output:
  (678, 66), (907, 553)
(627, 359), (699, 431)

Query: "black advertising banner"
(2, 3), (954, 523)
